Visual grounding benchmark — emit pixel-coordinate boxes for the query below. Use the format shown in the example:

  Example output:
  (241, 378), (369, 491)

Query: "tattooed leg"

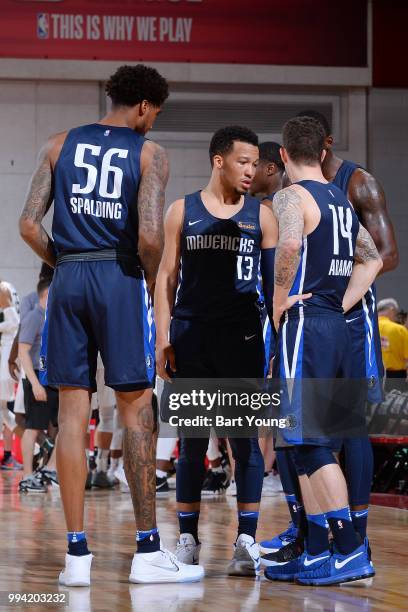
(116, 389), (157, 530)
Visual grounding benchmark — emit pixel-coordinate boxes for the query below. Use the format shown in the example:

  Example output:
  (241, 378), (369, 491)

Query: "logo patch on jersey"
(238, 221), (256, 231)
(146, 355), (153, 369)
(104, 129), (111, 136)
(39, 356), (47, 372)
(37, 14), (49, 39)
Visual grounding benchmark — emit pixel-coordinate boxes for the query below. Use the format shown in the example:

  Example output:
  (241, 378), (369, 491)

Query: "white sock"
(109, 457), (119, 472)
(156, 469), (167, 479)
(97, 449), (109, 473)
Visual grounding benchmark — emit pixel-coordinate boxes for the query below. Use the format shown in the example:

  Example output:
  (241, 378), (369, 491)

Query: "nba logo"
(37, 14), (49, 39)
(39, 355), (46, 371)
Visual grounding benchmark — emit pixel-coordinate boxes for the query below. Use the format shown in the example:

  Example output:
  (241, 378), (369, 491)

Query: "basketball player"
(261, 109), (399, 559)
(263, 116), (382, 585)
(261, 110), (399, 560)
(155, 125), (306, 576)
(19, 64), (203, 585)
(250, 141), (285, 202)
(251, 141), (285, 372)
(251, 141), (286, 493)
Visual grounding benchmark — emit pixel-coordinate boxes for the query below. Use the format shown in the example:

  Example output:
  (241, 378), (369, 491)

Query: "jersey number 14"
(328, 205), (353, 256)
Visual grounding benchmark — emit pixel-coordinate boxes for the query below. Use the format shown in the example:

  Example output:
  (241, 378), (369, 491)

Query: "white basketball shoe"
(175, 533), (201, 565)
(227, 534), (261, 576)
(129, 545), (204, 583)
(58, 553), (93, 587)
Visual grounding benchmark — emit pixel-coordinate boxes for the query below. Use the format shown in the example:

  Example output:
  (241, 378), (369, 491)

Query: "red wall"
(373, 0), (408, 87)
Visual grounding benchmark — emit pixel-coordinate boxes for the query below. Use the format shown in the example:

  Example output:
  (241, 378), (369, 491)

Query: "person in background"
(18, 278), (59, 492)
(377, 298), (408, 389)
(0, 283), (21, 469)
(8, 263), (54, 383)
(396, 309), (407, 328)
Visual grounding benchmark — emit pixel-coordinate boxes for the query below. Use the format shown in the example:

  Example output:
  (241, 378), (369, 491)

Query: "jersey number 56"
(72, 143), (129, 199)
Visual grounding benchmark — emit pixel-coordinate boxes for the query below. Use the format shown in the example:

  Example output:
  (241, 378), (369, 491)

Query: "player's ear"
(325, 135), (334, 149)
(267, 162), (276, 176)
(213, 154), (223, 169)
(139, 100), (149, 116)
(280, 147), (288, 165)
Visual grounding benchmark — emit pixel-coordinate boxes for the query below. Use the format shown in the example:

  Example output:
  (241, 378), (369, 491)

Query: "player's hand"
(0, 285), (12, 309)
(8, 359), (20, 382)
(156, 343), (176, 382)
(273, 293), (312, 331)
(33, 382), (47, 402)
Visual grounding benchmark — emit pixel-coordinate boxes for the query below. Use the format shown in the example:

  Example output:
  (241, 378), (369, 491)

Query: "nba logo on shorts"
(37, 14), (49, 39)
(39, 355), (46, 372)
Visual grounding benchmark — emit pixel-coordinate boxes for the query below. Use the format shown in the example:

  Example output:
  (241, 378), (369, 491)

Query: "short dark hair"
(258, 141), (284, 171)
(209, 126), (258, 164)
(297, 110), (331, 137)
(37, 278), (51, 296)
(105, 64), (169, 108)
(282, 117), (325, 166)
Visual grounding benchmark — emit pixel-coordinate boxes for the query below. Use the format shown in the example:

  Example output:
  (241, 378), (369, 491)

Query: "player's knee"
(59, 404), (90, 433)
(290, 450), (307, 476)
(229, 437), (263, 467)
(293, 444), (337, 477)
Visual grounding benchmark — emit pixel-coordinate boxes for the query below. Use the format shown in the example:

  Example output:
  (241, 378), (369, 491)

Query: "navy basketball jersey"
(332, 159), (361, 196)
(263, 193), (276, 202)
(331, 159), (379, 312)
(289, 181), (359, 315)
(173, 192), (262, 321)
(52, 124), (145, 254)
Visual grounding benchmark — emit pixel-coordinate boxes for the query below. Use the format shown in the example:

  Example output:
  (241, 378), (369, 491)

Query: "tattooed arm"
(138, 141), (169, 294)
(342, 223), (383, 313)
(272, 186), (311, 330)
(19, 139), (56, 268)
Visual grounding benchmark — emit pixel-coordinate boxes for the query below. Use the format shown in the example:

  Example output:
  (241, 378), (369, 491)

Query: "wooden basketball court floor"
(0, 473), (407, 612)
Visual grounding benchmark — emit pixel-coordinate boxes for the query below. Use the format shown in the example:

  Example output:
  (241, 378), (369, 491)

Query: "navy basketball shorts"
(274, 312), (356, 447)
(169, 315), (265, 378)
(345, 303), (384, 404)
(262, 315), (276, 377)
(39, 303), (49, 387)
(46, 260), (155, 392)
